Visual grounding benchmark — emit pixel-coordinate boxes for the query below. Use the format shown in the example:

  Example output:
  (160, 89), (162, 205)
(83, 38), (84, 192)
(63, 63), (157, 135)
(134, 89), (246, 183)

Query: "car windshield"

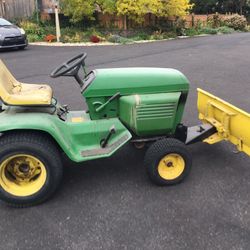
(0, 18), (12, 26)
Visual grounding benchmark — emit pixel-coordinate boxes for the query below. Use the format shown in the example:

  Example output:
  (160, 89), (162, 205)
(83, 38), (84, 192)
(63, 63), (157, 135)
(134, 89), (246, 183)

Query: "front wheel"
(18, 46), (26, 50)
(144, 138), (192, 185)
(0, 132), (63, 207)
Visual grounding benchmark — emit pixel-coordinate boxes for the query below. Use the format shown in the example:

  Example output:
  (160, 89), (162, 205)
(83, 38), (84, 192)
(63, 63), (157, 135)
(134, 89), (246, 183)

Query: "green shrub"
(185, 28), (200, 36)
(131, 36), (143, 41)
(244, 25), (250, 32)
(119, 37), (133, 44)
(19, 20), (45, 37)
(200, 27), (218, 35)
(164, 31), (178, 38)
(61, 32), (85, 43)
(43, 25), (56, 35)
(107, 34), (122, 43)
(216, 26), (234, 34)
(27, 34), (43, 42)
(173, 18), (186, 36)
(133, 32), (151, 40)
(20, 17), (240, 44)
(149, 30), (165, 40)
(207, 14), (223, 28)
(18, 20), (59, 42)
(223, 14), (247, 30)
(107, 34), (132, 44)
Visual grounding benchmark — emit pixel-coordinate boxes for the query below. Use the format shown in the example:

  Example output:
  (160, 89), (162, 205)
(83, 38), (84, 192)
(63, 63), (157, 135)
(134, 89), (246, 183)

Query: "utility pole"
(55, 4), (61, 42)
(35, 0), (39, 23)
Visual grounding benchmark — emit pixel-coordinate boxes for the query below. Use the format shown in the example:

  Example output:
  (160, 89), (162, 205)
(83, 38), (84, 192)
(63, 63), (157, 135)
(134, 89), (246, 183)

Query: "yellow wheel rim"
(158, 153), (185, 180)
(0, 154), (47, 197)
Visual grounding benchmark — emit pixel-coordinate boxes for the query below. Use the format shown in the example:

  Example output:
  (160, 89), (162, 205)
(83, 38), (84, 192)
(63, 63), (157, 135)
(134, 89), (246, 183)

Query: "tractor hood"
(83, 68), (189, 98)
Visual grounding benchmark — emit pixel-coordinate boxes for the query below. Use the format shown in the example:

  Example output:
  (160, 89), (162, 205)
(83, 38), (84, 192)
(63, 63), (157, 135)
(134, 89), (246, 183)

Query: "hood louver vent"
(136, 103), (176, 120)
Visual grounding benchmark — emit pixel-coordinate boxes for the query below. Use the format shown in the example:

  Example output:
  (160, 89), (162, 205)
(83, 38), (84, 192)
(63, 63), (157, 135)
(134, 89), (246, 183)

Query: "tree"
(116, 0), (163, 24)
(161, 0), (194, 17)
(190, 0), (218, 14)
(96, 0), (117, 14)
(61, 0), (193, 24)
(191, 0), (250, 15)
(61, 0), (116, 23)
(116, 0), (193, 24)
(61, 0), (96, 22)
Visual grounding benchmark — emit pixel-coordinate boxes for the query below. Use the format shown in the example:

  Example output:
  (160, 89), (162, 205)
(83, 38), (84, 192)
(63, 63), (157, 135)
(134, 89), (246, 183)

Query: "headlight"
(18, 28), (25, 35)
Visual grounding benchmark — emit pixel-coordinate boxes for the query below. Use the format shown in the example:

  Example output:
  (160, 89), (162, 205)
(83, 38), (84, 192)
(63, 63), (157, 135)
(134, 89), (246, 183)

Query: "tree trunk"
(239, 0), (245, 15)
(123, 15), (127, 31)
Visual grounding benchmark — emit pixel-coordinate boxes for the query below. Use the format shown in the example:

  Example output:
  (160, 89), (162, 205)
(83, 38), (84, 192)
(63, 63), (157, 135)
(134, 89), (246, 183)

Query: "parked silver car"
(0, 18), (28, 50)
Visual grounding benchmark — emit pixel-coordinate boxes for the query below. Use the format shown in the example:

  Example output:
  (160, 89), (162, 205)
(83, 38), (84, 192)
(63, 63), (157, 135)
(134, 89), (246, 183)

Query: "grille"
(3, 36), (25, 46)
(136, 103), (176, 120)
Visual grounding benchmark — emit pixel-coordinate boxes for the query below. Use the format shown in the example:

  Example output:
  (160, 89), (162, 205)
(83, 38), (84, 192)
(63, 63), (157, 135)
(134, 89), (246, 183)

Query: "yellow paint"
(203, 133), (223, 144)
(197, 88), (250, 156)
(0, 60), (52, 105)
(158, 153), (185, 180)
(0, 154), (47, 197)
(71, 117), (84, 123)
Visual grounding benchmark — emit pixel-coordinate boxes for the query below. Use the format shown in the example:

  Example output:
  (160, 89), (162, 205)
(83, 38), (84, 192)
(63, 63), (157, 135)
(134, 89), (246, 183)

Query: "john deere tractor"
(0, 53), (249, 207)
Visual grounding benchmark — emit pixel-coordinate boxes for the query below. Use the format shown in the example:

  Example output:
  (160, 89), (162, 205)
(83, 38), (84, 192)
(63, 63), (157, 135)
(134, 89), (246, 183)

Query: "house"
(0, 0), (58, 20)
(0, 0), (35, 19)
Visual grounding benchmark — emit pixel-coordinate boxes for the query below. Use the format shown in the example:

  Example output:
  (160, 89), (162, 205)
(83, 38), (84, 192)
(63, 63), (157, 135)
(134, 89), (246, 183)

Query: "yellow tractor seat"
(0, 60), (53, 106)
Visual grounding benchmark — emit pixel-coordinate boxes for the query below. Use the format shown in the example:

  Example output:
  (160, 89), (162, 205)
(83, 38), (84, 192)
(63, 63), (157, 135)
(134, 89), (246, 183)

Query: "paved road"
(0, 33), (250, 250)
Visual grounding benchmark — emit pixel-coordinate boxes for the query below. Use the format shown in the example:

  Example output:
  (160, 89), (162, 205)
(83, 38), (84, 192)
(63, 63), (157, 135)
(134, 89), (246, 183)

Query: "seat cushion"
(0, 59), (53, 106)
(5, 83), (53, 106)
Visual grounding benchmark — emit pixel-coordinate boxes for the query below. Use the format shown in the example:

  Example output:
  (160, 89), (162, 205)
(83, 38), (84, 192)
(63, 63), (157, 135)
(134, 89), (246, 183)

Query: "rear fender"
(0, 111), (132, 162)
(0, 111), (72, 158)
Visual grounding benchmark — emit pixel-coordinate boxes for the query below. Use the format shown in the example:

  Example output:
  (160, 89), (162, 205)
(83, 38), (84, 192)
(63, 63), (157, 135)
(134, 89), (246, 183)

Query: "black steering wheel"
(50, 53), (87, 86)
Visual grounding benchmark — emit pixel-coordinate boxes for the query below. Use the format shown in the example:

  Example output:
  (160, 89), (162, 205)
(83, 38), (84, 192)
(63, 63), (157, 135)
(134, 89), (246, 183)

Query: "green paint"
(83, 68), (189, 120)
(119, 93), (181, 136)
(0, 108), (131, 162)
(0, 67), (190, 163)
(84, 68), (189, 97)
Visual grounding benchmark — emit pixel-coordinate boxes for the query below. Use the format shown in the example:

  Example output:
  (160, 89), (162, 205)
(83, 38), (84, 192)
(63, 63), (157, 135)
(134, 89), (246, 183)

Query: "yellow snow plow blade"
(197, 88), (250, 156)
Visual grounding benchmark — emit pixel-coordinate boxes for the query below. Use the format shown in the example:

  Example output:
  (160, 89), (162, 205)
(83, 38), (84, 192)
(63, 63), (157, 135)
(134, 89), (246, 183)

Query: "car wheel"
(18, 46), (26, 50)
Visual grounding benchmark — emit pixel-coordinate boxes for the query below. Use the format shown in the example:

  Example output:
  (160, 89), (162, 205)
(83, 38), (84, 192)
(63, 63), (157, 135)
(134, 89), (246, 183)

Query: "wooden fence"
(0, 0), (35, 20)
(97, 13), (233, 30)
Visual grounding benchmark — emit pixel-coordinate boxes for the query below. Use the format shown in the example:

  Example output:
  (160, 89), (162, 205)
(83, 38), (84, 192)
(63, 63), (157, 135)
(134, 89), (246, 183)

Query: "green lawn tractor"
(0, 53), (249, 207)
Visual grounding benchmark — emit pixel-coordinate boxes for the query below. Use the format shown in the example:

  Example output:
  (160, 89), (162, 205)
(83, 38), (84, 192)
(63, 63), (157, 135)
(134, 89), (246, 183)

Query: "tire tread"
(144, 138), (192, 185)
(0, 131), (63, 207)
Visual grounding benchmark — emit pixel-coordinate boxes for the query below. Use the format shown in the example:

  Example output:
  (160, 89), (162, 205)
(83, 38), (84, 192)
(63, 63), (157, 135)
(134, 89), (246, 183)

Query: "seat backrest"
(0, 60), (21, 101)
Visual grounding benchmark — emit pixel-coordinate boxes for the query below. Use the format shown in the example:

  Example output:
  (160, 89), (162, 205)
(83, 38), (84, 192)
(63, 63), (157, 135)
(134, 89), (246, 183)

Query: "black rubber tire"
(0, 131), (63, 207)
(18, 46), (26, 50)
(144, 138), (192, 186)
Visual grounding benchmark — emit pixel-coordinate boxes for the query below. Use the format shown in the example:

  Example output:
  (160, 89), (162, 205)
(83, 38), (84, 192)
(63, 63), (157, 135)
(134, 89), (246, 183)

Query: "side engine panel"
(119, 92), (181, 136)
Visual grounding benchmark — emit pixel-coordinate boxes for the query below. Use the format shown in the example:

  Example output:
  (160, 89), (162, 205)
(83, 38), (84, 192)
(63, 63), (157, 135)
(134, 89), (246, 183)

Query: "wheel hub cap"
(158, 153), (185, 180)
(18, 163), (30, 174)
(0, 154), (47, 197)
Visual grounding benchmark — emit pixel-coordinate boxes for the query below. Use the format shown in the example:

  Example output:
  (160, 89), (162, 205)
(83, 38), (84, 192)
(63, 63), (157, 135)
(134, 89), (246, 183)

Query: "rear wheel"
(0, 132), (63, 207)
(144, 138), (192, 185)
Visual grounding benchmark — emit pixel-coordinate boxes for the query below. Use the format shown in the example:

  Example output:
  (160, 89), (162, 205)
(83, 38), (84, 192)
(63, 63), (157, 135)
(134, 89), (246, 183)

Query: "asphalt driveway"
(0, 33), (250, 250)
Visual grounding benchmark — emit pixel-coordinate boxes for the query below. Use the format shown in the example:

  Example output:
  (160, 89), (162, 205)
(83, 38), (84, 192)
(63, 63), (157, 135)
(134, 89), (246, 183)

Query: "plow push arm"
(176, 88), (250, 157)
